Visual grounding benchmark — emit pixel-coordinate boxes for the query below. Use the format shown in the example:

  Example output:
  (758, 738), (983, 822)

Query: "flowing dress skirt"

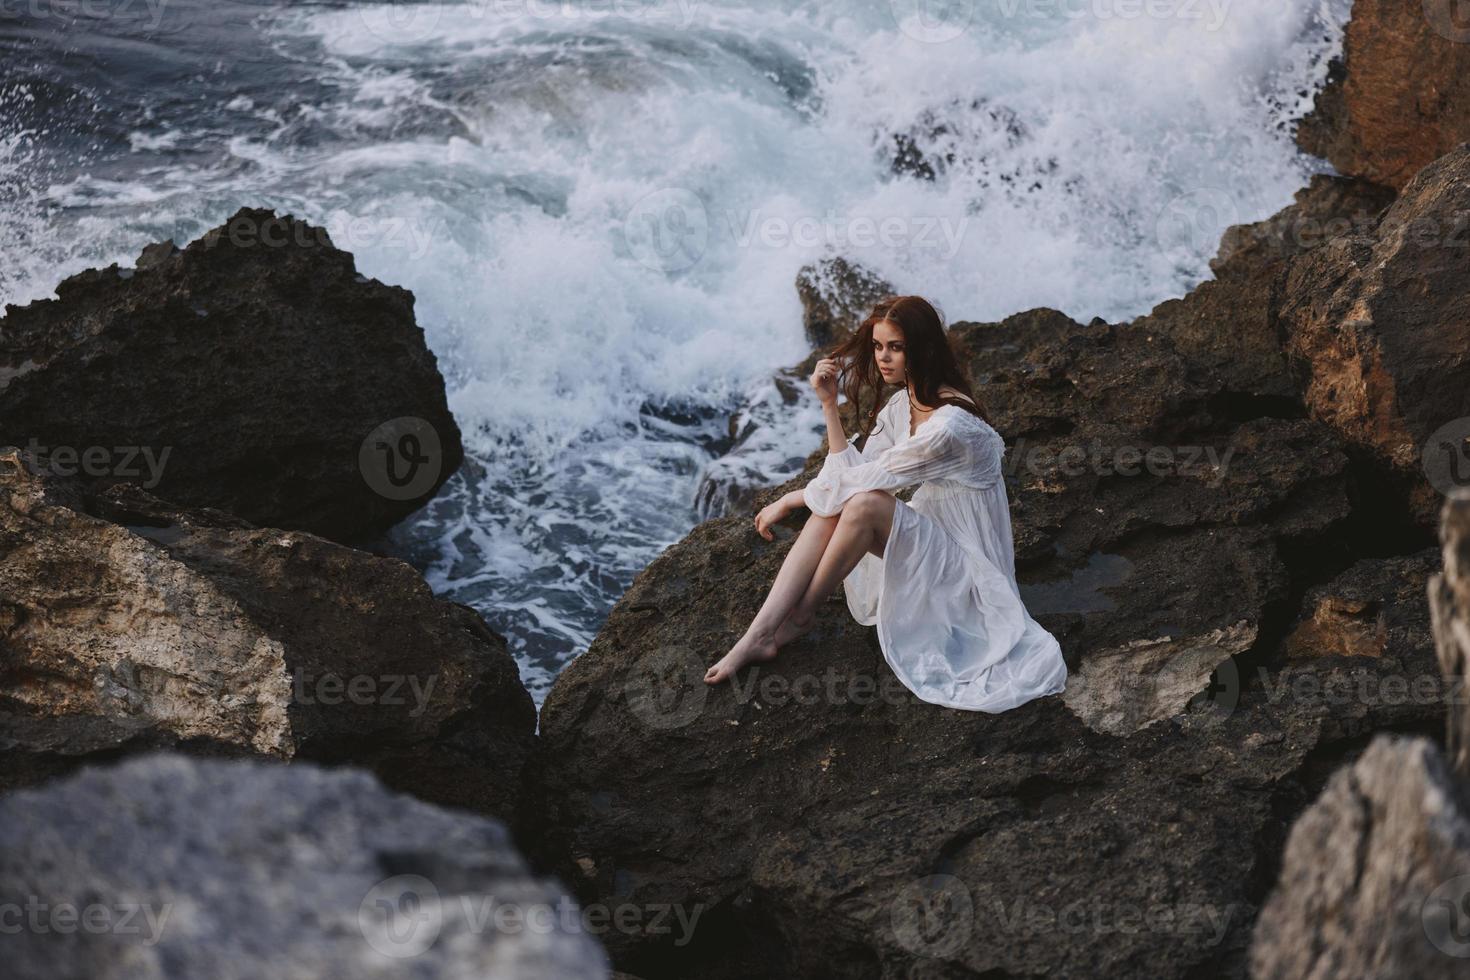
(841, 480), (1068, 711)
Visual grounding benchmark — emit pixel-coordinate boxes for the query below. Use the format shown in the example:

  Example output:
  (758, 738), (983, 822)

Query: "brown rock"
(1281, 549), (1441, 661)
(1278, 145), (1470, 530)
(1210, 174), (1397, 279)
(1296, 0), (1470, 190)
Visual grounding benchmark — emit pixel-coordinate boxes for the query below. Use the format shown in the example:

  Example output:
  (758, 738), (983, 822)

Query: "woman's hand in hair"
(810, 357), (839, 405)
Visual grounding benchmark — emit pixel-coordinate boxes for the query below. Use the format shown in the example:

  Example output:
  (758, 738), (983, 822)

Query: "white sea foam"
(0, 0), (1350, 704)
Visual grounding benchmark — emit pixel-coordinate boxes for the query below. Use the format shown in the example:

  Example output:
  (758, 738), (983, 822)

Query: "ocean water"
(0, 0), (1348, 704)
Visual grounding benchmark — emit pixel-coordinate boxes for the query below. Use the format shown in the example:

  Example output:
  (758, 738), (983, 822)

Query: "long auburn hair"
(829, 294), (992, 443)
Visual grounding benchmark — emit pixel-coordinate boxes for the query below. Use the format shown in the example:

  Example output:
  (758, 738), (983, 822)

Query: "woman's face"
(873, 319), (906, 385)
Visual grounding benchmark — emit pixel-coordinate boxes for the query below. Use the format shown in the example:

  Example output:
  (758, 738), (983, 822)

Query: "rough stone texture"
(794, 257), (894, 349)
(1431, 490), (1470, 777)
(1249, 735), (1470, 979)
(0, 448), (536, 825)
(1210, 174), (1397, 279)
(1278, 145), (1470, 532)
(0, 754), (609, 979)
(1130, 175), (1394, 411)
(0, 206), (463, 544)
(1295, 0), (1470, 191)
(1063, 619), (1256, 736)
(1282, 549), (1442, 661)
(1248, 497), (1470, 978)
(528, 291), (1449, 976)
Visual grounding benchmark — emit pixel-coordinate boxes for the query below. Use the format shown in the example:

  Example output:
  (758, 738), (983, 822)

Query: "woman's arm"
(802, 420), (971, 517)
(821, 398), (849, 457)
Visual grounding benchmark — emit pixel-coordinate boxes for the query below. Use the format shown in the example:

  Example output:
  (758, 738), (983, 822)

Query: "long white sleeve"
(817, 395), (901, 473)
(803, 421), (973, 517)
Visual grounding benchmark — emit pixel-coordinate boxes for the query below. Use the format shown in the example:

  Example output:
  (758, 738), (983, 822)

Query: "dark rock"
(1281, 549), (1440, 660)
(0, 448), (535, 825)
(1210, 174), (1396, 280)
(794, 257), (894, 349)
(1278, 145), (1470, 531)
(526, 293), (1450, 976)
(1127, 175), (1393, 409)
(1295, 0), (1470, 190)
(883, 96), (1033, 186)
(1250, 495), (1470, 978)
(0, 753), (609, 979)
(0, 206), (463, 544)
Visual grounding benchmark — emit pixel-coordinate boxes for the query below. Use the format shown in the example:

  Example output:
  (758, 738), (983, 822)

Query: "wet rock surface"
(795, 257), (895, 349)
(0, 207), (464, 544)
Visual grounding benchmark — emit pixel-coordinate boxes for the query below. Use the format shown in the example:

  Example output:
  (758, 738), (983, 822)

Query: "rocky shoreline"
(4, 2), (1470, 977)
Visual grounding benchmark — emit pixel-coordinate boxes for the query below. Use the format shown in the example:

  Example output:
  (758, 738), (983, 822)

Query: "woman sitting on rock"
(704, 295), (1068, 711)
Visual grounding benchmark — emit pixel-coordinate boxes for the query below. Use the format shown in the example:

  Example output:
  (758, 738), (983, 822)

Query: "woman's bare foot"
(772, 610), (816, 648)
(704, 630), (778, 685)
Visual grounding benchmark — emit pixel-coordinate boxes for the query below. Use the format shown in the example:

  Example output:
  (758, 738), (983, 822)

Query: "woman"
(703, 295), (1068, 712)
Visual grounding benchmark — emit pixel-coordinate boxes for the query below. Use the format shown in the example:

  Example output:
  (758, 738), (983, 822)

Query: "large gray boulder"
(1249, 735), (1470, 979)
(0, 754), (609, 979)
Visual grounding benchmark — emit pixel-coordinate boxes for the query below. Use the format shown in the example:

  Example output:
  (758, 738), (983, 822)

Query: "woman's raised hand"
(810, 357), (839, 405)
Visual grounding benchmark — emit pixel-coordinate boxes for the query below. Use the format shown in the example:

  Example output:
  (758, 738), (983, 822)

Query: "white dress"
(801, 390), (1068, 712)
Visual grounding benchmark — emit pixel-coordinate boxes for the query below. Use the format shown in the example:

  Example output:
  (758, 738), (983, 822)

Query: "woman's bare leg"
(703, 511), (838, 683)
(788, 490), (894, 626)
(705, 491), (895, 684)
